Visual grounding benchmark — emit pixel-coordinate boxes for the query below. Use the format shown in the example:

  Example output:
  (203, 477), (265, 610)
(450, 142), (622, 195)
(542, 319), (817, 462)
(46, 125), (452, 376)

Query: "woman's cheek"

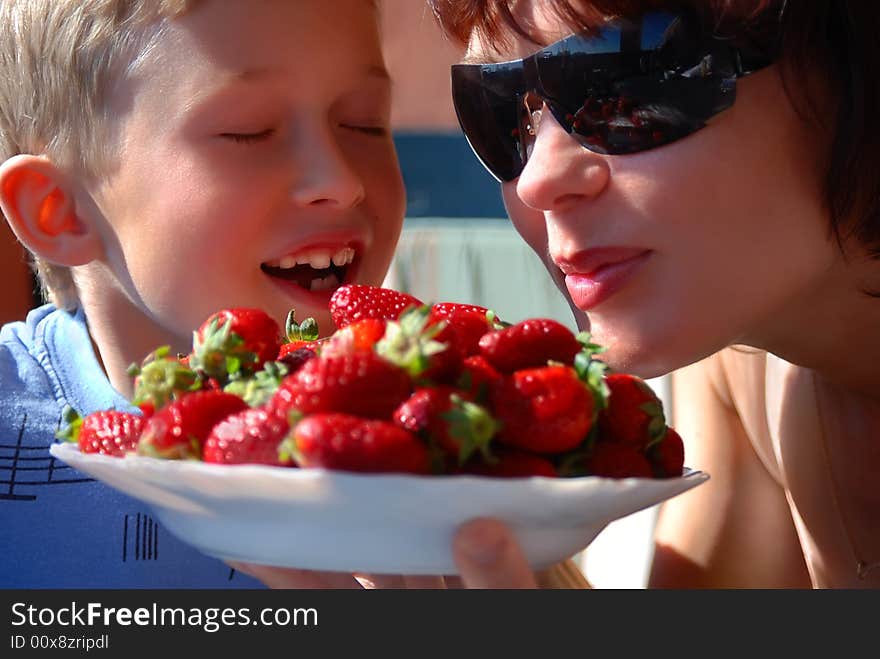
(503, 185), (548, 255)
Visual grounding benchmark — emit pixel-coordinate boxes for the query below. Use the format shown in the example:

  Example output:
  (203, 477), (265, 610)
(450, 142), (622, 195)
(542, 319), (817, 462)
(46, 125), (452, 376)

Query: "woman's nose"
(515, 105), (610, 213)
(289, 125), (366, 209)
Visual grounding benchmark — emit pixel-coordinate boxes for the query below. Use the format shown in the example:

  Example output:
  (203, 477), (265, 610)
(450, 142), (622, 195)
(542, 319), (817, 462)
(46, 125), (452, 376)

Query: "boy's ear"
(0, 154), (102, 267)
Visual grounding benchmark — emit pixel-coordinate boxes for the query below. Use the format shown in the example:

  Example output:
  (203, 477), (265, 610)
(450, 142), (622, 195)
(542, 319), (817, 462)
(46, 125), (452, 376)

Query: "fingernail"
(457, 523), (507, 566)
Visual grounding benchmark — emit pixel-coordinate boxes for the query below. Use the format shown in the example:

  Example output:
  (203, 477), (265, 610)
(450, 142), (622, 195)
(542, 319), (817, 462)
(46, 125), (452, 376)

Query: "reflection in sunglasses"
(451, 10), (779, 180)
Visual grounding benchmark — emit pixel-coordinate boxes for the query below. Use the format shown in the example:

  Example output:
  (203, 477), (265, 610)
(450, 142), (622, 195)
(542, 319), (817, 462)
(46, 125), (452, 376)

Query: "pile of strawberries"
(58, 285), (684, 479)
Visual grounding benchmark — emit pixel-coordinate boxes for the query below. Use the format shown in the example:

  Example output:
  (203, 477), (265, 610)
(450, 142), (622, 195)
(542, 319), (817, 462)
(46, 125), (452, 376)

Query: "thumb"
(453, 518), (538, 589)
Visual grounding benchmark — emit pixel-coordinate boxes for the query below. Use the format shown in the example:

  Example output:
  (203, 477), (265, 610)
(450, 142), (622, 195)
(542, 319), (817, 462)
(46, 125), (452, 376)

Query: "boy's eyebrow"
(182, 64), (393, 115)
(233, 65), (391, 82)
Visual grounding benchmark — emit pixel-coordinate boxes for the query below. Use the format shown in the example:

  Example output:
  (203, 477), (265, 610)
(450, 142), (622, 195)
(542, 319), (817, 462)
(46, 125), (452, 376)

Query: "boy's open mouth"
(261, 246), (356, 292)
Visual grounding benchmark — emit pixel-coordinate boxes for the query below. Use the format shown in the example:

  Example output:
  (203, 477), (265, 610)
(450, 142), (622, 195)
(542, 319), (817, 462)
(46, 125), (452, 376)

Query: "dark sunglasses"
(451, 10), (780, 182)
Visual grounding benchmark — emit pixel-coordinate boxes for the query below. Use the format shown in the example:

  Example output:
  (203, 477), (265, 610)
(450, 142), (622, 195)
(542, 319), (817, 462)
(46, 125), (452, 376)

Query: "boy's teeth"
(332, 247), (355, 267)
(267, 246), (356, 270)
(309, 273), (340, 291)
(303, 251), (331, 269)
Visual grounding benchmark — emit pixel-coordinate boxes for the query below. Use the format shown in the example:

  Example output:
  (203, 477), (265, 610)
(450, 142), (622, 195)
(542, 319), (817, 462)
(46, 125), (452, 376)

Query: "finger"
(354, 574), (447, 589)
(403, 575), (447, 589)
(228, 562), (362, 589)
(452, 518), (538, 589)
(442, 575), (464, 589)
(354, 574), (404, 589)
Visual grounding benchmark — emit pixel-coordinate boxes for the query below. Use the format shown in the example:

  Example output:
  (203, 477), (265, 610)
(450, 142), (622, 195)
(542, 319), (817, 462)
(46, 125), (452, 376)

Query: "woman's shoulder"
(677, 346), (768, 410)
(716, 345), (769, 391)
(679, 348), (780, 471)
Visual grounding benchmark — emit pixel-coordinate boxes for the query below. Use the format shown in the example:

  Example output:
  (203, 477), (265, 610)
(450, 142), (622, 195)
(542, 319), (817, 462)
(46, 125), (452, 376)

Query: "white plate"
(50, 442), (708, 575)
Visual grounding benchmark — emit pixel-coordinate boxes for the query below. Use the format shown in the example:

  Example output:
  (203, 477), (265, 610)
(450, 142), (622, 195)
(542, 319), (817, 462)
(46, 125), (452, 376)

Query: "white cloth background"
(384, 218), (672, 588)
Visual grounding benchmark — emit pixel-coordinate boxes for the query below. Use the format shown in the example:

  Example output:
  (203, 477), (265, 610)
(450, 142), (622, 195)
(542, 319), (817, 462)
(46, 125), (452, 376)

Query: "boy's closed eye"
(218, 122), (387, 144)
(339, 123), (388, 137)
(220, 129), (276, 144)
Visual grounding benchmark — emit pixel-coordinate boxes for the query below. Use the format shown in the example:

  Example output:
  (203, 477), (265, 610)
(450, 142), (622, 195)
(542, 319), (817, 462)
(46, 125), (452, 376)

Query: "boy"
(0, 0), (405, 587)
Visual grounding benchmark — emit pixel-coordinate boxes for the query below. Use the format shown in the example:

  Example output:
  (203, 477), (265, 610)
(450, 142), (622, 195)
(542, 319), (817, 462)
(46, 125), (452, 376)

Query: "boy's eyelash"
(221, 126), (385, 143)
(220, 129), (275, 144)
(341, 124), (388, 137)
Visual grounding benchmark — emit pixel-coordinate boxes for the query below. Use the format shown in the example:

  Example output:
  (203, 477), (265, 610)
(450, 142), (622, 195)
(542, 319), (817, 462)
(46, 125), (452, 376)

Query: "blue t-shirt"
(0, 305), (263, 588)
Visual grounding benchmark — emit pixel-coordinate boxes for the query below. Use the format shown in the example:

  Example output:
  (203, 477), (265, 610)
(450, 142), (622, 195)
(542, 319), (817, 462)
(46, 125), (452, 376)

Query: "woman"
(430, 0), (880, 588)
(238, 0), (880, 588)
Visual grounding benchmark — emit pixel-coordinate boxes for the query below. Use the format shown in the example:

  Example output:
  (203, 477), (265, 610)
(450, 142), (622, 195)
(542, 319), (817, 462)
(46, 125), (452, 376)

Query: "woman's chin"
(590, 330), (678, 379)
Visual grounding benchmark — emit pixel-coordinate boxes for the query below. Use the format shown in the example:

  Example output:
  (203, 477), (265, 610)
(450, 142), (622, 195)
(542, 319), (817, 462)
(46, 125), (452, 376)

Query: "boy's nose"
(289, 129), (365, 209)
(515, 104), (610, 213)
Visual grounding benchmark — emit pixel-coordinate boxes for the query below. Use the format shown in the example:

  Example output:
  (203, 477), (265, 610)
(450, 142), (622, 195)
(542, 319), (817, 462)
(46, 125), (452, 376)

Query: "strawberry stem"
(285, 309), (320, 342)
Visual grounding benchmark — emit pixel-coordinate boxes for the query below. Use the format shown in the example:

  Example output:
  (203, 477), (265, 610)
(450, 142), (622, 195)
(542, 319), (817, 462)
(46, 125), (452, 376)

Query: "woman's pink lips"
(563, 250), (652, 311)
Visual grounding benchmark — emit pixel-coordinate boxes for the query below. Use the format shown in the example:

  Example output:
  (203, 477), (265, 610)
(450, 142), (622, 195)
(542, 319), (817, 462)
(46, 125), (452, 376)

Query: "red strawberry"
(286, 413), (430, 474)
(191, 308), (281, 380)
(490, 365), (594, 454)
(320, 318), (387, 357)
(650, 426), (685, 478)
(276, 346), (318, 373)
(416, 339), (462, 384)
(137, 390), (248, 459)
(479, 318), (581, 373)
(57, 408), (144, 457)
(343, 318), (387, 350)
(431, 302), (491, 318)
(598, 373), (666, 447)
(428, 303), (497, 358)
(329, 284), (422, 329)
(203, 407), (295, 466)
(278, 341), (322, 359)
(457, 355), (502, 401)
(269, 351), (412, 421)
(584, 441), (653, 478)
(278, 310), (323, 360)
(137, 402), (156, 418)
(461, 449), (557, 478)
(393, 387), (498, 464)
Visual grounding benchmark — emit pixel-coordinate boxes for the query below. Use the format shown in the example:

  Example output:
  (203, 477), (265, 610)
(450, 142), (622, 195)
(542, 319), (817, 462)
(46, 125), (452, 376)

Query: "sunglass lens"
(452, 65), (524, 182)
(547, 78), (719, 156)
(538, 16), (739, 155)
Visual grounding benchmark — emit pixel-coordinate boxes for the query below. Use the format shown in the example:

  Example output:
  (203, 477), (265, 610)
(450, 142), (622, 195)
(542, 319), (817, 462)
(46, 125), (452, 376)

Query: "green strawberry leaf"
(131, 351), (199, 409)
(575, 352), (610, 411)
(55, 406), (83, 443)
(646, 417), (668, 449)
(575, 331), (607, 356)
(277, 410), (305, 465)
(376, 306), (448, 378)
(485, 310), (511, 330)
(556, 425), (600, 477)
(224, 361), (289, 407)
(640, 401), (665, 419)
(442, 395), (499, 465)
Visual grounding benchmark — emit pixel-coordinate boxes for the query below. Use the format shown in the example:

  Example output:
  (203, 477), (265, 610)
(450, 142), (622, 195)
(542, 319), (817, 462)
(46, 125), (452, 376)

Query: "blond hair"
(0, 0), (197, 310)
